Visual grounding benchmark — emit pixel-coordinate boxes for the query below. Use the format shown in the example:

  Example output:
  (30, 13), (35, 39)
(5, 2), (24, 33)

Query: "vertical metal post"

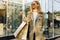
(22, 0), (25, 21)
(45, 0), (46, 12)
(52, 0), (54, 38)
(48, 0), (49, 38)
(5, 0), (9, 35)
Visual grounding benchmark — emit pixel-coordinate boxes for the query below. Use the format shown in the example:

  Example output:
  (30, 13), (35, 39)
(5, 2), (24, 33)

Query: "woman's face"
(32, 1), (39, 9)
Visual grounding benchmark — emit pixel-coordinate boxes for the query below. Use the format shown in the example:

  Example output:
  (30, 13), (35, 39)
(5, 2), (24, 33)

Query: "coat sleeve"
(27, 12), (32, 22)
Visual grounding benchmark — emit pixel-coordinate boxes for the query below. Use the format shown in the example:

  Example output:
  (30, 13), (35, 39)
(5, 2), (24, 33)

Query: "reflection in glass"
(8, 2), (22, 34)
(54, 12), (60, 36)
(43, 12), (54, 38)
(48, 12), (53, 38)
(0, 1), (6, 36)
(0, 1), (23, 37)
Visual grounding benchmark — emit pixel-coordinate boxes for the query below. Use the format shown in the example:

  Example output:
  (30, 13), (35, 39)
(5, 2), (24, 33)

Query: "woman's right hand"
(24, 17), (30, 23)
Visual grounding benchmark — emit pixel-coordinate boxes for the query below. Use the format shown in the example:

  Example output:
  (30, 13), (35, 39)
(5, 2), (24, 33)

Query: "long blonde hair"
(30, 1), (41, 14)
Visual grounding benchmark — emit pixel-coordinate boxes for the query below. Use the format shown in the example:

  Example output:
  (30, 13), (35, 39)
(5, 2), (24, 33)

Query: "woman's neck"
(33, 9), (37, 12)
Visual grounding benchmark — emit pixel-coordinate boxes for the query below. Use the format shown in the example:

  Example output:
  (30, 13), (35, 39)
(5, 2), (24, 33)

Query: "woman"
(24, 1), (45, 40)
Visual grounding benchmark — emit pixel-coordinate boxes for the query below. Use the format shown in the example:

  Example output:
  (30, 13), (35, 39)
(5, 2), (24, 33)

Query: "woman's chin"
(32, 8), (35, 9)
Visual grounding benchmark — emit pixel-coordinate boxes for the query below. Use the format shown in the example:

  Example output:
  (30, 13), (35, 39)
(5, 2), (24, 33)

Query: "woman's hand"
(24, 17), (30, 23)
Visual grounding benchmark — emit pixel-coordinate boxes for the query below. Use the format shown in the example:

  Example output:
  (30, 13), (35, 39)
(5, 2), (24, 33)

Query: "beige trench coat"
(27, 12), (45, 40)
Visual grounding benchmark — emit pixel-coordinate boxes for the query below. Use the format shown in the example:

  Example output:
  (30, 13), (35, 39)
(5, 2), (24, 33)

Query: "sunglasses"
(32, 3), (39, 6)
(32, 3), (35, 5)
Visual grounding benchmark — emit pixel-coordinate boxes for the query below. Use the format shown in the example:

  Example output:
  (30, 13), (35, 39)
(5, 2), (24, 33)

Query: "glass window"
(0, 1), (6, 36)
(0, 0), (23, 37)
(7, 1), (23, 35)
(54, 0), (60, 36)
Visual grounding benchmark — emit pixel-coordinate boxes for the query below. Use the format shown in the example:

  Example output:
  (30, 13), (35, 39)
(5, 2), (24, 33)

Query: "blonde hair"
(30, 1), (41, 14)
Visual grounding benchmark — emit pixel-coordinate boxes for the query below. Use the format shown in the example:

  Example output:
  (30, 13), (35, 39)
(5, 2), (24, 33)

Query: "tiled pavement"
(55, 38), (60, 40)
